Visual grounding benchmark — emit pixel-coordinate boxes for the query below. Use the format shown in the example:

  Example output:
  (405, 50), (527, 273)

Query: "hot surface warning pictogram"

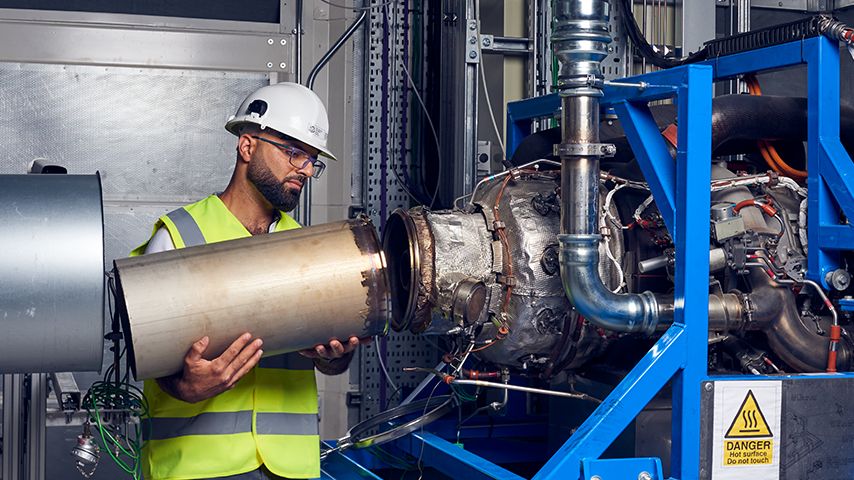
(712, 381), (782, 480)
(725, 390), (773, 438)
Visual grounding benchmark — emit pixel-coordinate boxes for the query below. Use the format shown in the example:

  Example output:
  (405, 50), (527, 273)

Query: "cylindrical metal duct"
(0, 174), (104, 373)
(553, 0), (666, 334)
(115, 218), (391, 380)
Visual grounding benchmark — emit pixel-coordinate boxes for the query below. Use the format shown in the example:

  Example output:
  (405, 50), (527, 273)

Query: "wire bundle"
(617, 0), (708, 69)
(87, 270), (149, 479)
(83, 381), (149, 479)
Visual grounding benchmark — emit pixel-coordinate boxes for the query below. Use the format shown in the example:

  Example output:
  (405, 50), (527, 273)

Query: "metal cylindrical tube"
(551, 0), (611, 96)
(0, 174), (104, 373)
(560, 234), (664, 334)
(638, 248), (727, 274)
(115, 218), (391, 380)
(561, 96), (601, 235)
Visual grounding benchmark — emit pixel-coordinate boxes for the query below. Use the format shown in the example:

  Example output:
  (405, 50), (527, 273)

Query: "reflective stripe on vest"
(164, 207), (206, 247)
(134, 195), (319, 480)
(142, 411), (319, 440)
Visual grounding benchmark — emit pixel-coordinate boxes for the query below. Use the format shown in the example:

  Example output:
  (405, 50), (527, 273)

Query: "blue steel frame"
(329, 35), (854, 480)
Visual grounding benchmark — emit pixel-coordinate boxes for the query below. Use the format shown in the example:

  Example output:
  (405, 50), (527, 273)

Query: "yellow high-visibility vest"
(131, 195), (320, 480)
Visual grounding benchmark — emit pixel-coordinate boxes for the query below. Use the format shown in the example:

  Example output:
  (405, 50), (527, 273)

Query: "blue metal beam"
(506, 93), (559, 158)
(805, 35), (851, 285)
(699, 41), (804, 79)
(532, 325), (686, 479)
(393, 431), (526, 480)
(669, 64), (713, 480)
(612, 101), (676, 232)
(321, 446), (384, 480)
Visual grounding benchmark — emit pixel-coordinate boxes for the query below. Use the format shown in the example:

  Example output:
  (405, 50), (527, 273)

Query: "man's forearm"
(314, 351), (354, 375)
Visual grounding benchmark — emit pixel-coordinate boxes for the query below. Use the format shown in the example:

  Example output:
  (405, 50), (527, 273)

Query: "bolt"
(638, 472), (652, 480)
(469, 36), (477, 45)
(482, 37), (492, 47)
(779, 1), (783, 5)
(267, 38), (274, 45)
(607, 46), (614, 53)
(704, 382), (713, 392)
(280, 62), (287, 69)
(469, 20), (477, 30)
(469, 51), (478, 59)
(266, 62), (274, 68)
(280, 39), (287, 45)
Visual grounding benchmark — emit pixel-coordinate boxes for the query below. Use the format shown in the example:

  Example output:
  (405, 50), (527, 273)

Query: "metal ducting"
(114, 218), (391, 380)
(0, 174), (104, 373)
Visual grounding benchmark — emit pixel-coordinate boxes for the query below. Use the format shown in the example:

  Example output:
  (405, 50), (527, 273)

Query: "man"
(131, 82), (362, 480)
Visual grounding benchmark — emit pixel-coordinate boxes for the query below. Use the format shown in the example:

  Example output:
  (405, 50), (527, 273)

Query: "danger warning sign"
(723, 390), (774, 466)
(712, 381), (782, 480)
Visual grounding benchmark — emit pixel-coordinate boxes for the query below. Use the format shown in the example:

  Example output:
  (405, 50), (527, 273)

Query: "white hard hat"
(225, 82), (337, 161)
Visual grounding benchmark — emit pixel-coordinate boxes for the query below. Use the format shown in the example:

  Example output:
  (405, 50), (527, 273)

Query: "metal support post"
(805, 36), (854, 287)
(438, 0), (479, 205)
(2, 374), (25, 480)
(669, 65), (713, 479)
(25, 374), (46, 480)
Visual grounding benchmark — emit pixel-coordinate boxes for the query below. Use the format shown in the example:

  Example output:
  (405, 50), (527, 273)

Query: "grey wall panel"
(0, 63), (268, 201)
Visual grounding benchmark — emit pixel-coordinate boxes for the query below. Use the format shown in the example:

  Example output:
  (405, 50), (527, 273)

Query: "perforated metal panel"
(604, 0), (629, 80)
(359, 2), (442, 421)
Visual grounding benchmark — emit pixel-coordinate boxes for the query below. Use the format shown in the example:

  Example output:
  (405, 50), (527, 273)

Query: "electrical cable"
(374, 335), (399, 392)
(745, 75), (808, 181)
(602, 184), (628, 292)
(617, 0), (707, 69)
(415, 380), (443, 480)
(474, 0), (513, 169)
(400, 51), (443, 209)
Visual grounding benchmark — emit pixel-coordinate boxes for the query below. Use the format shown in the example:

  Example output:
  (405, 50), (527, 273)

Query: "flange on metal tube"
(114, 218), (391, 380)
(552, 0), (612, 96)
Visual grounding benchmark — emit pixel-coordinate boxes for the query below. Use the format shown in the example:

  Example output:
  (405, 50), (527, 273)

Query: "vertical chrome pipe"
(554, 0), (666, 334)
(561, 96), (600, 235)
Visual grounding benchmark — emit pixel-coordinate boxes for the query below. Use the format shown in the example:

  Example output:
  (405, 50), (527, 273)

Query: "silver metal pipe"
(638, 247), (726, 274)
(561, 96), (600, 235)
(560, 234), (665, 334)
(553, 0), (671, 334)
(115, 218), (391, 380)
(451, 379), (601, 403)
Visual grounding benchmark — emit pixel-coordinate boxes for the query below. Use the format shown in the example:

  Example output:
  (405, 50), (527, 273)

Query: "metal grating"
(359, 0), (441, 421)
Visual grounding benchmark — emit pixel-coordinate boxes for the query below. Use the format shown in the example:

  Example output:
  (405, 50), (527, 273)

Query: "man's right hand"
(158, 333), (263, 404)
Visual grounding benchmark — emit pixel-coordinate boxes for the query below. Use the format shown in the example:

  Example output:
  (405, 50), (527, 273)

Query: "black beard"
(248, 159), (306, 212)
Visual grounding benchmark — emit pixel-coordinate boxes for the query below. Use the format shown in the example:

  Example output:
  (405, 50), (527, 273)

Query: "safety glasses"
(252, 135), (326, 179)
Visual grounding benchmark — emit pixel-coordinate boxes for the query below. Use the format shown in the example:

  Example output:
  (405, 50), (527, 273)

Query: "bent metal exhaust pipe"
(554, 0), (669, 333)
(114, 218), (391, 380)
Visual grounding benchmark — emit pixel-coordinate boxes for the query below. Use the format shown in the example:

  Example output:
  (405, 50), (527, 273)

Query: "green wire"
(88, 380), (147, 479)
(91, 395), (139, 478)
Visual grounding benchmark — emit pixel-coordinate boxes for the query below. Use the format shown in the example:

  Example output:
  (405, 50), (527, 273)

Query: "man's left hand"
(299, 336), (367, 360)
